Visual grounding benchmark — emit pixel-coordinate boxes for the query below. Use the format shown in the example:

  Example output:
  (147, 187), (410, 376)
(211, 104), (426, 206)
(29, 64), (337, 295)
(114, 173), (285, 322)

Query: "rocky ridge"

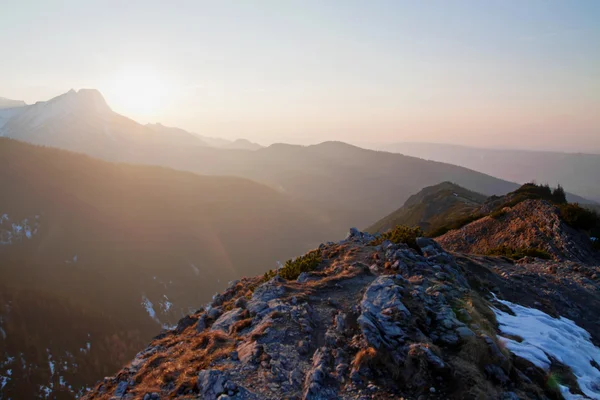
(84, 227), (600, 400)
(437, 199), (599, 264)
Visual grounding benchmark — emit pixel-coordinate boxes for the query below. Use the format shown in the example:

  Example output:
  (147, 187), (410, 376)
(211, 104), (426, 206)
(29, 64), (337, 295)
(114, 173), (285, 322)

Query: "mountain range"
(384, 142), (600, 204)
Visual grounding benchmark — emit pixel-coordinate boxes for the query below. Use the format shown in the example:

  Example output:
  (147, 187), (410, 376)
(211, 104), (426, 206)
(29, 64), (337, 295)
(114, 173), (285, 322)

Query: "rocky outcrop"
(437, 199), (599, 263)
(83, 228), (600, 400)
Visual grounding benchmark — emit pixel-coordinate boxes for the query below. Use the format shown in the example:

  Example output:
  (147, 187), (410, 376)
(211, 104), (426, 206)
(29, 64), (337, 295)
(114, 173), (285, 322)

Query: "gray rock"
(197, 369), (227, 400)
(297, 272), (311, 283)
(485, 364), (509, 385)
(358, 277), (410, 350)
(196, 314), (209, 332)
(237, 341), (263, 365)
(211, 308), (244, 332)
(234, 296), (247, 309)
(456, 326), (475, 339)
(208, 307), (223, 320)
(114, 381), (128, 397)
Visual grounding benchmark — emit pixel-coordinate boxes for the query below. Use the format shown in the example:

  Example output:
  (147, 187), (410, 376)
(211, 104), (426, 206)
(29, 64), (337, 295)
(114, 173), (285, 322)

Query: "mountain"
(223, 138), (263, 151)
(146, 123), (262, 150)
(0, 89), (206, 154)
(113, 140), (521, 231)
(384, 142), (600, 203)
(83, 226), (600, 400)
(1, 90), (526, 231)
(0, 138), (338, 399)
(367, 182), (487, 235)
(0, 97), (26, 109)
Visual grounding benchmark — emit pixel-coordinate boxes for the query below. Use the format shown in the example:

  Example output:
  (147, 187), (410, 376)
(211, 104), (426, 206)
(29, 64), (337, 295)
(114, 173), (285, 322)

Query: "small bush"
(559, 203), (600, 231)
(502, 182), (568, 209)
(370, 225), (423, 251)
(489, 208), (507, 220)
(263, 249), (323, 281)
(485, 245), (552, 260)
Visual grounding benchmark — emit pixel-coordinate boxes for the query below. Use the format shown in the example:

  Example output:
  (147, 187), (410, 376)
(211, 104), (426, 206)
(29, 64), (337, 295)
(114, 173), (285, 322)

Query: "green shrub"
(502, 182), (568, 209)
(369, 225), (423, 251)
(559, 203), (600, 231)
(263, 249), (323, 281)
(485, 245), (552, 260)
(489, 208), (507, 220)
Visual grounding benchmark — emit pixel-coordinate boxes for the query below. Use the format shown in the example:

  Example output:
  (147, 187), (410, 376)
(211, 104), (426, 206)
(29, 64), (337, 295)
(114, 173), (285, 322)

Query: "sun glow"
(105, 65), (171, 118)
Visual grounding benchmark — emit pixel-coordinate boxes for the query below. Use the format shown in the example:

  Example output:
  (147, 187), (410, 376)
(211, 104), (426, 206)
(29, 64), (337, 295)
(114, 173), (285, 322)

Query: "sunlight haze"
(2, 0), (599, 151)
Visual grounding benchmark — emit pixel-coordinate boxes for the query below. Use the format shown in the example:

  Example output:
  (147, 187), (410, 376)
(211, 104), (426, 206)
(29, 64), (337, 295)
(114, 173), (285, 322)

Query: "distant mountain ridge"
(145, 123), (263, 150)
(384, 142), (600, 203)
(367, 182), (487, 235)
(0, 97), (26, 109)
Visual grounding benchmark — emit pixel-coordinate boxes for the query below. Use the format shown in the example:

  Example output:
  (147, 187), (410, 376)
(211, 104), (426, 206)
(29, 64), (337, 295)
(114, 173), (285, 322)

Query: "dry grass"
(124, 330), (235, 398)
(230, 318), (253, 335)
(351, 347), (378, 371)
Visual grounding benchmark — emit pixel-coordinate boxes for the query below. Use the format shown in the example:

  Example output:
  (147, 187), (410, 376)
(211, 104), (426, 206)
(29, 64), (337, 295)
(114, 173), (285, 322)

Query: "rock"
(238, 341), (263, 365)
(485, 364), (509, 385)
(234, 296), (247, 309)
(175, 315), (197, 334)
(297, 272), (311, 283)
(114, 381), (128, 397)
(196, 314), (209, 332)
(456, 326), (475, 340)
(208, 307), (223, 320)
(211, 308), (244, 332)
(358, 277), (410, 350)
(197, 369), (227, 400)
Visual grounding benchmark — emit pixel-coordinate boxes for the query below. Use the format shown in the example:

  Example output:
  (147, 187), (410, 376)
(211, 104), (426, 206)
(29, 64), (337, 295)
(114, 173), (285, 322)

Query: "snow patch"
(141, 296), (159, 324)
(190, 263), (200, 276)
(0, 374), (9, 391)
(493, 297), (600, 399)
(159, 295), (172, 313)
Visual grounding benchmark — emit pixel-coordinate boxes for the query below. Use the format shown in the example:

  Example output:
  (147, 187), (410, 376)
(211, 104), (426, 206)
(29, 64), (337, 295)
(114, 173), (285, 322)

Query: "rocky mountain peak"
(83, 227), (600, 400)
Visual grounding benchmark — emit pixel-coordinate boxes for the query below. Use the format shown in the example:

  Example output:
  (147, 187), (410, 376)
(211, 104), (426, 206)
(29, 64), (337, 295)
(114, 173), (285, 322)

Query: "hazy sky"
(2, 0), (599, 151)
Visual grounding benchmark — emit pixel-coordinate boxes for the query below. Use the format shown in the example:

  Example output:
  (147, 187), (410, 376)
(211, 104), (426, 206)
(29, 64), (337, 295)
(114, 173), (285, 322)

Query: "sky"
(1, 0), (599, 152)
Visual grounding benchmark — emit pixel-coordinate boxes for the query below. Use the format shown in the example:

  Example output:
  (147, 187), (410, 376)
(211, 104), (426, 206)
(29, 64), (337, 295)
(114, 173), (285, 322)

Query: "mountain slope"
(115, 140), (520, 231)
(0, 138), (337, 399)
(0, 89), (206, 154)
(367, 182), (487, 234)
(385, 142), (600, 203)
(0, 97), (26, 109)
(83, 229), (600, 400)
(437, 199), (600, 264)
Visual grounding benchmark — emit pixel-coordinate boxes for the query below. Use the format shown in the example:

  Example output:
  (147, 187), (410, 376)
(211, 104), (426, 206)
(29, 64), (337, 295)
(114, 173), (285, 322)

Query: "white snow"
(0, 214), (8, 224)
(190, 263), (200, 276)
(0, 327), (6, 340)
(493, 297), (600, 399)
(39, 385), (52, 398)
(591, 237), (598, 242)
(160, 295), (172, 313)
(561, 385), (587, 400)
(141, 296), (159, 324)
(0, 375), (9, 391)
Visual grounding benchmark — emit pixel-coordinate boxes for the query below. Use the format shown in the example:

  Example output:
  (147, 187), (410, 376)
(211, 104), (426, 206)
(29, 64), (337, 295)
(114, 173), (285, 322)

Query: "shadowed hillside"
(0, 138), (337, 399)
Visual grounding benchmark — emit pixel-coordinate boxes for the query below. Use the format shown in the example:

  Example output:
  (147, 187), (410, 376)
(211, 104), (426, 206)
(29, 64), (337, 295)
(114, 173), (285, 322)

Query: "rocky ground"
(83, 227), (600, 400)
(437, 199), (599, 264)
